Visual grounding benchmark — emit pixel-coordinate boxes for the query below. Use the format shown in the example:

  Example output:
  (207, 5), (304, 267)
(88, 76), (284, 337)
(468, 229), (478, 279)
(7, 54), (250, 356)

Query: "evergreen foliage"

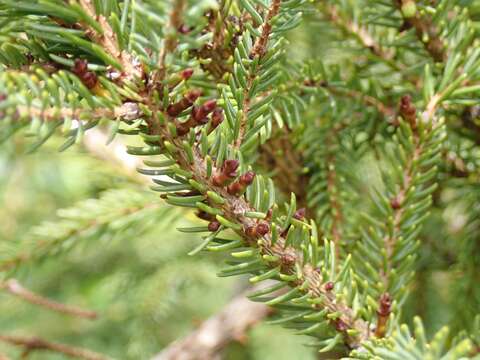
(1, 0), (480, 358)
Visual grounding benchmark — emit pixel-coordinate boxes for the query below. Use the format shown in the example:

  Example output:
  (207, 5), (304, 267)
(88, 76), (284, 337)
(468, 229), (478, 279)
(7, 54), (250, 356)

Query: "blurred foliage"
(0, 139), (314, 359)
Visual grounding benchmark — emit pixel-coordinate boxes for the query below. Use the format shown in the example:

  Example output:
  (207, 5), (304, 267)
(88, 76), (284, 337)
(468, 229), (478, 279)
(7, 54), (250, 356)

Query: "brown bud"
(178, 24), (191, 34)
(73, 58), (98, 89)
(334, 318), (348, 332)
(293, 208), (306, 220)
(208, 221), (221, 232)
(256, 221), (270, 236)
(245, 225), (256, 237)
(82, 72), (98, 89)
(176, 120), (192, 136)
(222, 159), (239, 177)
(377, 293), (392, 317)
(375, 293), (392, 338)
(181, 68), (194, 80)
(227, 171), (256, 196)
(209, 108), (224, 133)
(265, 208), (273, 221)
(192, 99), (217, 123)
(168, 90), (201, 117)
(390, 197), (401, 210)
(399, 94), (417, 129)
(212, 160), (240, 187)
(324, 281), (334, 291)
(245, 222), (270, 238)
(73, 58), (88, 75)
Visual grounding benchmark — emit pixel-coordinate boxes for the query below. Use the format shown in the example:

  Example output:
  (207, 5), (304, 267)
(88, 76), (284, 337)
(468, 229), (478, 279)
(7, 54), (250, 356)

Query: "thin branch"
(394, 0), (446, 62)
(78, 0), (143, 82)
(152, 283), (274, 360)
(235, 0), (281, 148)
(153, 0), (186, 88)
(0, 334), (112, 360)
(322, 5), (394, 63)
(12, 102), (140, 123)
(0, 279), (97, 320)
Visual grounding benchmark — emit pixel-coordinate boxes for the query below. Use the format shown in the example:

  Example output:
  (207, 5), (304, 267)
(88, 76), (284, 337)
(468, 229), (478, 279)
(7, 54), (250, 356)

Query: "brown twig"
(0, 334), (112, 360)
(0, 279), (97, 320)
(152, 283), (275, 360)
(10, 102), (140, 123)
(323, 5), (394, 63)
(78, 0), (143, 82)
(153, 0), (186, 88)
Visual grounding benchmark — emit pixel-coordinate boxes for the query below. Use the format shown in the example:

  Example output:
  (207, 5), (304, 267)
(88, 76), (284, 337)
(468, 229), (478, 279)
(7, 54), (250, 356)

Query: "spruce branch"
(234, 0), (282, 149)
(140, 108), (370, 349)
(0, 334), (112, 360)
(0, 279), (97, 319)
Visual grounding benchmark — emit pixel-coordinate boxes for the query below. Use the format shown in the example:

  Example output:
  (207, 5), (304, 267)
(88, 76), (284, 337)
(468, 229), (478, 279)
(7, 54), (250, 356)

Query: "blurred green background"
(0, 137), (315, 359)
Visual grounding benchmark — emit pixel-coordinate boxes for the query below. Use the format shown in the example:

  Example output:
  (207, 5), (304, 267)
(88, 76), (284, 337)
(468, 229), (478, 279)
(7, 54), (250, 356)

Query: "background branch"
(0, 279), (97, 320)
(0, 334), (112, 360)
(152, 283), (275, 360)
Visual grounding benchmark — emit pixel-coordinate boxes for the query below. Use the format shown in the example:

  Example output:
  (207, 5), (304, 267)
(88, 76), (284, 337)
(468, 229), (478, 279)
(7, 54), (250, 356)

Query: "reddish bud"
(399, 94), (417, 129)
(334, 319), (348, 332)
(212, 160), (240, 187)
(210, 108), (224, 131)
(208, 221), (221, 232)
(178, 24), (191, 34)
(390, 197), (401, 209)
(324, 281), (334, 291)
(186, 89), (202, 102)
(181, 68), (194, 80)
(222, 160), (239, 177)
(82, 72), (98, 89)
(245, 222), (270, 238)
(377, 293), (392, 317)
(73, 58), (88, 75)
(240, 171), (255, 185)
(227, 171), (256, 196)
(73, 58), (98, 89)
(293, 208), (306, 220)
(192, 99), (217, 123)
(256, 222), (270, 236)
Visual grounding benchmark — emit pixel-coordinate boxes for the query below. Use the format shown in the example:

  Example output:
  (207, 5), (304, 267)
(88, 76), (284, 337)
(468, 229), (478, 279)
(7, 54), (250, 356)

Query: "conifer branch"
(144, 109), (370, 348)
(0, 334), (112, 360)
(0, 279), (97, 319)
(235, 0), (281, 149)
